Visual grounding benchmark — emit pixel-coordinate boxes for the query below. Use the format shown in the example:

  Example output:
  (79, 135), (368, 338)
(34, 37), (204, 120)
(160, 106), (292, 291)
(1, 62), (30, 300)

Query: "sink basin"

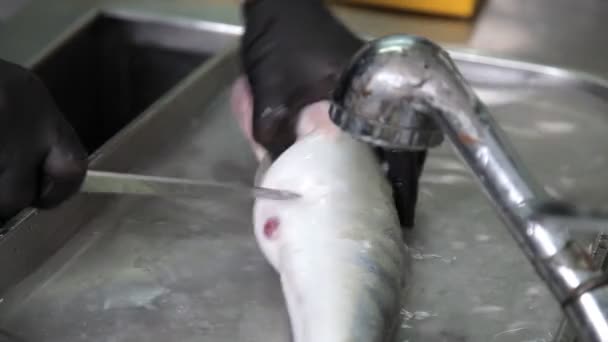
(32, 13), (223, 152)
(0, 9), (240, 303)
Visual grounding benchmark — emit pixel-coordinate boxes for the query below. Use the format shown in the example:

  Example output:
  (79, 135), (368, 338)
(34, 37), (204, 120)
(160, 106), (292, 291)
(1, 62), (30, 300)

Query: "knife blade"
(80, 170), (301, 201)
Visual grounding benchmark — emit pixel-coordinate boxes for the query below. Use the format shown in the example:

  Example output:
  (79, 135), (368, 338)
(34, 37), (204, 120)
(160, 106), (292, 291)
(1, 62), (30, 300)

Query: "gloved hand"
(240, 0), (428, 228)
(0, 59), (87, 221)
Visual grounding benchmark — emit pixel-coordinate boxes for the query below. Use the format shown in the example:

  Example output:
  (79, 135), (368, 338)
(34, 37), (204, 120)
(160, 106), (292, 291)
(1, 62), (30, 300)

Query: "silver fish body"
(252, 103), (408, 342)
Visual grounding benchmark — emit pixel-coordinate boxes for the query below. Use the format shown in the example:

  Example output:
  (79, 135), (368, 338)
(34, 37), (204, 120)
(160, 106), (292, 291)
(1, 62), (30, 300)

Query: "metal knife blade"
(80, 170), (301, 201)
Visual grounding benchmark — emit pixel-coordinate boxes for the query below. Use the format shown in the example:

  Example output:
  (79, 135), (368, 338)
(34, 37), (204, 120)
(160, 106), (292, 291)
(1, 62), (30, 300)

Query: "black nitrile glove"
(240, 0), (427, 228)
(0, 59), (87, 221)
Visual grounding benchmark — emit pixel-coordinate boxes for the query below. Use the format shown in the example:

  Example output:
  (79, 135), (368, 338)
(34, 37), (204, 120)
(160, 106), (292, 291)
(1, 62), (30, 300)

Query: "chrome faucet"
(330, 35), (608, 342)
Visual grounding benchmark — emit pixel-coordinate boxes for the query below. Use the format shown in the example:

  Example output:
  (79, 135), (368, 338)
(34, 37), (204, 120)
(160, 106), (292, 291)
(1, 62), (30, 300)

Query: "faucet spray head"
(330, 34), (478, 150)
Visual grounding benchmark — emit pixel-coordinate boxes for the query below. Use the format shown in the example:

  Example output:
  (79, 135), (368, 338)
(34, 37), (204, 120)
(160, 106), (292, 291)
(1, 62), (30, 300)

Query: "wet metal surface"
(332, 0), (608, 79)
(2, 43), (608, 340)
(0, 0), (29, 21)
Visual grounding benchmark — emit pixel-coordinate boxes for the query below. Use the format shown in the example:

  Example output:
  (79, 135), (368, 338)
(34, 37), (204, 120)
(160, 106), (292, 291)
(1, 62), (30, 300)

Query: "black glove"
(240, 0), (427, 228)
(0, 59), (87, 221)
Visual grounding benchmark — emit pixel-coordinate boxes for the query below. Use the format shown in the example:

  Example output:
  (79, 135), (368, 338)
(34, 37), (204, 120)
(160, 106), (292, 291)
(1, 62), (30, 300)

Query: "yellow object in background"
(334, 0), (479, 19)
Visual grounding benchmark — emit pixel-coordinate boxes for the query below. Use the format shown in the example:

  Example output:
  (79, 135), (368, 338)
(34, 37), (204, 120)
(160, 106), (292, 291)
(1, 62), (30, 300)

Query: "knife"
(80, 170), (301, 201)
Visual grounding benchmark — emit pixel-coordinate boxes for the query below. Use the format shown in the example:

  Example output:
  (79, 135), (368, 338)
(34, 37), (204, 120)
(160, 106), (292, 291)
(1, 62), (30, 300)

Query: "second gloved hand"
(240, 0), (427, 228)
(0, 59), (87, 221)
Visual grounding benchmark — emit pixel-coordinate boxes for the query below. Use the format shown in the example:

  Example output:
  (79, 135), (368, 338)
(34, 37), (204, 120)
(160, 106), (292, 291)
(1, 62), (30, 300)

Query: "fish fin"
(374, 147), (428, 230)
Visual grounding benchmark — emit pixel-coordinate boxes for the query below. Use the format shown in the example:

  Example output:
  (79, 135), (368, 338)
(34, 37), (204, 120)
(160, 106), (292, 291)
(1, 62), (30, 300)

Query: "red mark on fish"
(264, 217), (280, 239)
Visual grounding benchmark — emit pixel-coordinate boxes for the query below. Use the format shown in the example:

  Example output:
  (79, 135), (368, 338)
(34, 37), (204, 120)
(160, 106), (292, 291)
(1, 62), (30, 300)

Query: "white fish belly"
(253, 131), (408, 342)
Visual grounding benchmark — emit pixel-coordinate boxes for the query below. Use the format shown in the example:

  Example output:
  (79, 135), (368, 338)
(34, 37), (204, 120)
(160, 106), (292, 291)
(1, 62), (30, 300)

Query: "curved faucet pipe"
(330, 34), (608, 341)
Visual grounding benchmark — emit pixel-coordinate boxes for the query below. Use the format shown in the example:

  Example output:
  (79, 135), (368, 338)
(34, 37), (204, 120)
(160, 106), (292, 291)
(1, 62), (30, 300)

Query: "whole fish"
(231, 77), (408, 342)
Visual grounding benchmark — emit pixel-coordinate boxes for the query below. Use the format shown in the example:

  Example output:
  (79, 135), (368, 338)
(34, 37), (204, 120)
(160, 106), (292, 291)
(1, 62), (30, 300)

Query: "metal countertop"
(329, 0), (608, 78)
(2, 0), (608, 76)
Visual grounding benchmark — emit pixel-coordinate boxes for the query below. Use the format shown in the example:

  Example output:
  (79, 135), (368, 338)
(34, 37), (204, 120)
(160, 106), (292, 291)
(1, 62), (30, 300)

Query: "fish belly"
(253, 131), (408, 342)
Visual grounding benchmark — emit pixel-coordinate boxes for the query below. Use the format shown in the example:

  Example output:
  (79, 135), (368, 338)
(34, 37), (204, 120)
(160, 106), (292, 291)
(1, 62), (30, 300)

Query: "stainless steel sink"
(1, 1), (608, 342)
(32, 13), (228, 152)
(0, 6), (240, 309)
